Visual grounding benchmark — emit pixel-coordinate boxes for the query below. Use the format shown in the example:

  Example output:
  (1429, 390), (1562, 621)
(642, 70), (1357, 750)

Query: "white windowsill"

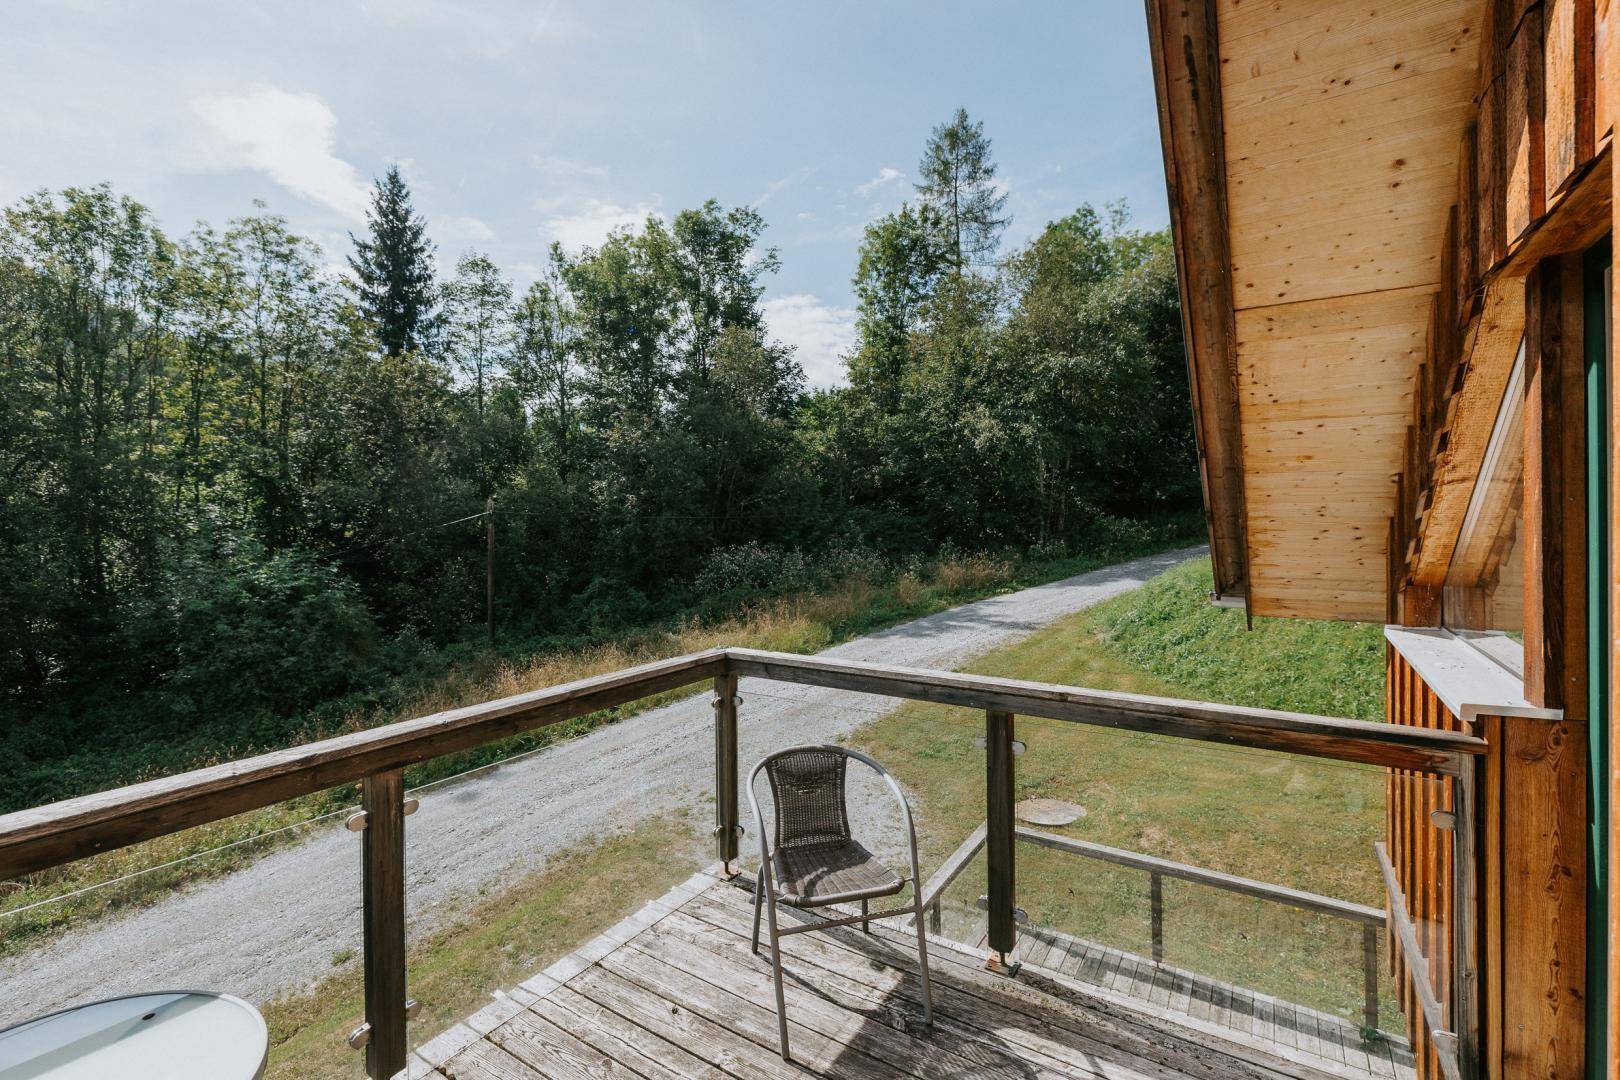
(1383, 625), (1562, 724)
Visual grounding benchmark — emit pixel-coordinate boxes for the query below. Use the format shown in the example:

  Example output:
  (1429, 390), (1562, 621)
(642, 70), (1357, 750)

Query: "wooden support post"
(1149, 871), (1165, 965)
(713, 673), (739, 875)
(985, 709), (1018, 973)
(361, 770), (408, 1080)
(1363, 922), (1381, 1033)
(929, 897), (942, 936)
(485, 497), (495, 645)
(1451, 758), (1482, 1080)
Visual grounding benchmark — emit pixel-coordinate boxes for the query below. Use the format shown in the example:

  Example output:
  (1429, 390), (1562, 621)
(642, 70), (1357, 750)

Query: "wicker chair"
(747, 744), (933, 1061)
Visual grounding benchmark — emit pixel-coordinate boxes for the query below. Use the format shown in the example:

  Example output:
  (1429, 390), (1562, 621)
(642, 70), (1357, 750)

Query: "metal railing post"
(360, 770), (408, 1080)
(713, 673), (740, 875)
(1362, 922), (1380, 1032)
(1149, 871), (1164, 964)
(985, 709), (1018, 974)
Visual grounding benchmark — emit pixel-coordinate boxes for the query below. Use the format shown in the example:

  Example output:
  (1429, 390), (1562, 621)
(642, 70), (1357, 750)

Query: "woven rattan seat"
(749, 744), (933, 1061)
(771, 838), (903, 906)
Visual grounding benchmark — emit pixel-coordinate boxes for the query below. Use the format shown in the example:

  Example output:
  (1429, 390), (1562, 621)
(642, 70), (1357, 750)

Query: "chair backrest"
(763, 746), (852, 853)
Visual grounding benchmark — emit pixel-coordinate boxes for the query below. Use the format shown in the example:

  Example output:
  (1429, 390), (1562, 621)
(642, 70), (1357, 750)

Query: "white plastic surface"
(0, 991), (267, 1079)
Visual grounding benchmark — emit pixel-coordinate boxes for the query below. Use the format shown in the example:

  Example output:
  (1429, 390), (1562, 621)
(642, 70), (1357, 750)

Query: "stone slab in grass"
(1016, 798), (1086, 826)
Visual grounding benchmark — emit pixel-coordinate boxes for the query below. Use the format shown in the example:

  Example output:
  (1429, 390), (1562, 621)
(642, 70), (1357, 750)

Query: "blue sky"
(5, 1), (1169, 386)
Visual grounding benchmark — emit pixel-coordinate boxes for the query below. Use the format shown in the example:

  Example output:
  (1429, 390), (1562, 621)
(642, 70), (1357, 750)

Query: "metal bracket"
(711, 824), (746, 838)
(976, 896), (1028, 924)
(345, 1000), (421, 1050)
(1429, 809), (1456, 830)
(973, 736), (1026, 756)
(346, 799), (420, 832)
(711, 695), (743, 709)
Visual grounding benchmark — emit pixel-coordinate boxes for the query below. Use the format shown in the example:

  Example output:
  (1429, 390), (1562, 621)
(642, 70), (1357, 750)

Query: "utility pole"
(485, 496), (495, 644)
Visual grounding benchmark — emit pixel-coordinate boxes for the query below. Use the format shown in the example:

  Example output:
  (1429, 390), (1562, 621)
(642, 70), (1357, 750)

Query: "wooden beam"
(1524, 255), (1589, 711)
(1411, 277), (1529, 586)
(1144, 0), (1249, 604)
(1545, 0), (1597, 196)
(726, 649), (1487, 773)
(1507, 3), (1548, 245)
(361, 770), (408, 1080)
(1015, 827), (1386, 926)
(0, 650), (729, 880)
(984, 710), (1017, 966)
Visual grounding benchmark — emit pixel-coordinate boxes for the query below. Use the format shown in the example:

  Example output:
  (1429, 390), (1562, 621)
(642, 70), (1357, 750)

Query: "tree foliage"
(0, 113), (1197, 808)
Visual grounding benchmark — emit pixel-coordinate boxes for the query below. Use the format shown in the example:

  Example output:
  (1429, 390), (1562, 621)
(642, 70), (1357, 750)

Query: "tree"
(915, 108), (1009, 270)
(348, 166), (438, 357)
(847, 202), (945, 410)
(512, 251), (579, 473)
(443, 252), (513, 421)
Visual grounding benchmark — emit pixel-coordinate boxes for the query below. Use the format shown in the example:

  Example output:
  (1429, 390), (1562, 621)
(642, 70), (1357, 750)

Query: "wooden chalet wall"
(1393, 0), (1611, 615)
(1383, 2), (1612, 1074)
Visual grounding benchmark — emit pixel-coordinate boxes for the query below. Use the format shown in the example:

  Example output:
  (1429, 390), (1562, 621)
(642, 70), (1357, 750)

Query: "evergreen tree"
(348, 166), (438, 356)
(916, 108), (1010, 270)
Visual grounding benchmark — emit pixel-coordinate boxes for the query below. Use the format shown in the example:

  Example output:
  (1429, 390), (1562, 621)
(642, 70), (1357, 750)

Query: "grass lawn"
(262, 813), (708, 1079)
(849, 557), (1402, 1033)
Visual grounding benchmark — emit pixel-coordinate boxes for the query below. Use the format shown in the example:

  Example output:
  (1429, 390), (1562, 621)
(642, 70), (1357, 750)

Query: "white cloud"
(532, 155), (610, 180)
(763, 293), (856, 389)
(855, 166), (904, 197)
(443, 215), (495, 243)
(200, 86), (370, 221)
(539, 197), (661, 251)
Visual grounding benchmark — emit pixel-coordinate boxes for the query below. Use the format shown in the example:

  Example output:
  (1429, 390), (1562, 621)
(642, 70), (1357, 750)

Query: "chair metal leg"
(763, 888), (791, 1060)
(751, 872), (764, 954)
(912, 893), (934, 1028)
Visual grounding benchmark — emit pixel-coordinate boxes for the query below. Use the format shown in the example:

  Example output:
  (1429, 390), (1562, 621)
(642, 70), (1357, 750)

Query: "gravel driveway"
(0, 546), (1200, 1027)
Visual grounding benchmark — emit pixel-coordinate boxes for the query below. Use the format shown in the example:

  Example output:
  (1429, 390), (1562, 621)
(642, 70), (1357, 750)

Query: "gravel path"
(0, 546), (1200, 1026)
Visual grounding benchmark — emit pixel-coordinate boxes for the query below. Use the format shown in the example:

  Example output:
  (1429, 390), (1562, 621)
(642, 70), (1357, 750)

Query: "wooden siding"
(1214, 0), (1483, 622)
(1386, 644), (1588, 1078)
(1385, 645), (1460, 1080)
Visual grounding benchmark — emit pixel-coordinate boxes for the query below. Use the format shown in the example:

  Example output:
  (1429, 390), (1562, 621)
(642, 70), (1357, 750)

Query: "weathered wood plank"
(361, 770), (408, 1080)
(0, 649), (728, 879)
(1544, 0), (1597, 194)
(569, 966), (796, 1080)
(1506, 4), (1547, 243)
(441, 1040), (545, 1080)
(538, 986), (727, 1080)
(486, 1008), (644, 1080)
(1144, 0), (1249, 602)
(726, 650), (1486, 774)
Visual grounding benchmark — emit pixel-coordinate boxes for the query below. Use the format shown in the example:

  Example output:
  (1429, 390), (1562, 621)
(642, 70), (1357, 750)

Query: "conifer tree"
(916, 108), (1010, 270)
(348, 165), (438, 356)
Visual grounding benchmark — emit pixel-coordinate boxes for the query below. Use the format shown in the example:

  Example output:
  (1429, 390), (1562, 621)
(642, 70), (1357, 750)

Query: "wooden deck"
(407, 870), (1414, 1080)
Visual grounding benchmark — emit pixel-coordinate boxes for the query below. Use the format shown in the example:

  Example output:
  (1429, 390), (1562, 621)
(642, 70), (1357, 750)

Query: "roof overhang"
(1145, 0), (1484, 621)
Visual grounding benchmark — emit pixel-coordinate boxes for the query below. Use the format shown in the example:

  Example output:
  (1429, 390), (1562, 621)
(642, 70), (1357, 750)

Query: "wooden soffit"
(1148, 0), (1484, 621)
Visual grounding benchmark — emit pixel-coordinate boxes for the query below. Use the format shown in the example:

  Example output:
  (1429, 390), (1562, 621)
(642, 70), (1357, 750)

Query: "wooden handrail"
(725, 648), (1488, 772)
(1016, 827), (1387, 926)
(0, 646), (1487, 882)
(0, 650), (729, 880)
(1376, 841), (1462, 1080)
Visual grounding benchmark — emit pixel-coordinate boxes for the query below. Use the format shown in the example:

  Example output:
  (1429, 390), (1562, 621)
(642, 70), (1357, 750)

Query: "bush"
(692, 542), (814, 600)
(125, 536), (378, 720)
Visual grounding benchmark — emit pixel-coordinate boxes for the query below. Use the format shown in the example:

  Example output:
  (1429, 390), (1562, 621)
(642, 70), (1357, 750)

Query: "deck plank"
(433, 876), (1410, 1080)
(536, 988), (725, 1080)
(603, 940), (903, 1078)
(440, 1040), (546, 1080)
(486, 1008), (645, 1080)
(696, 884), (1290, 1080)
(570, 965), (798, 1080)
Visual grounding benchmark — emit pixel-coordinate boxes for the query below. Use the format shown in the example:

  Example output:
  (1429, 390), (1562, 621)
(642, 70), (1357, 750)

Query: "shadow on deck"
(410, 869), (1413, 1080)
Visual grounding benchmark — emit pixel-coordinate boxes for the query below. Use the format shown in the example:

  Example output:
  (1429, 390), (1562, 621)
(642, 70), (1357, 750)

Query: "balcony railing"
(0, 646), (1488, 1079)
